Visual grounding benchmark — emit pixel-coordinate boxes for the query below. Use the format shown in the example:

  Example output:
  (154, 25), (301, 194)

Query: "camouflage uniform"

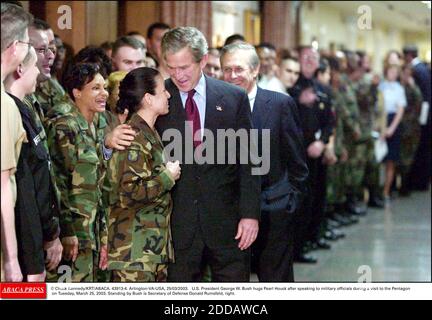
(326, 84), (361, 209)
(34, 78), (67, 115)
(45, 101), (108, 282)
(399, 83), (422, 188)
(108, 113), (174, 282)
(342, 75), (370, 200)
(351, 74), (384, 199)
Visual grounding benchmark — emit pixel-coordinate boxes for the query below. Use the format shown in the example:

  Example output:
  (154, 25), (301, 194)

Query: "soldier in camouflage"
(108, 67), (180, 282)
(342, 51), (371, 215)
(327, 68), (361, 214)
(326, 56), (362, 226)
(353, 52), (385, 208)
(29, 19), (67, 117)
(34, 77), (67, 115)
(45, 63), (110, 282)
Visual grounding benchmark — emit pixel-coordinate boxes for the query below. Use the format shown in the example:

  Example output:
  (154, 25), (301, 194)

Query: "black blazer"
(10, 94), (60, 244)
(156, 76), (261, 250)
(252, 87), (308, 209)
(413, 61), (431, 105)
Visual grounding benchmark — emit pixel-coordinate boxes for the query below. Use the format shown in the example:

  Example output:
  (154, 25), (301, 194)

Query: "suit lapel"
(253, 88), (271, 129)
(204, 76), (224, 132)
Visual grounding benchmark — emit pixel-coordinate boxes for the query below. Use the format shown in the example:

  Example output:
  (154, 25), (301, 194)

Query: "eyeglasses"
(17, 40), (32, 49)
(34, 46), (56, 56)
(7, 40), (32, 51)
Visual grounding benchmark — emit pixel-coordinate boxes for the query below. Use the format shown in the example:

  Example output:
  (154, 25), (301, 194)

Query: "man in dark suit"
(403, 45), (431, 192)
(220, 42), (308, 281)
(156, 27), (261, 282)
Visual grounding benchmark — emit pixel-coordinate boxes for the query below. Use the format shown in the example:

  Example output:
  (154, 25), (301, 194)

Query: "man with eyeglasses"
(27, 19), (66, 117)
(1, 2), (33, 282)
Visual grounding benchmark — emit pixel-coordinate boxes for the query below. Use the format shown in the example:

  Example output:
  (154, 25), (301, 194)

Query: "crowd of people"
(1, 2), (430, 283)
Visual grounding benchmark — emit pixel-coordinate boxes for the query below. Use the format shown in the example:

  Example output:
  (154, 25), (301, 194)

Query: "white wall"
(212, 1), (259, 47)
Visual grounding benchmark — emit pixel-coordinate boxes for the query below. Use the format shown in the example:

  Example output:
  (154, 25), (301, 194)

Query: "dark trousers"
(307, 158), (327, 242)
(167, 230), (250, 282)
(293, 156), (327, 258)
(408, 122), (431, 190)
(252, 209), (295, 282)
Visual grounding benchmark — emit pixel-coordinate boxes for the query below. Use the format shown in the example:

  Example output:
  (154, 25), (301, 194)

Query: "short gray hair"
(220, 42), (260, 70)
(22, 46), (37, 67)
(1, 3), (33, 53)
(161, 27), (208, 63)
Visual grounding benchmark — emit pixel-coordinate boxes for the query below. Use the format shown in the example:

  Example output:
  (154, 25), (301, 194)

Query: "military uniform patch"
(128, 150), (138, 162)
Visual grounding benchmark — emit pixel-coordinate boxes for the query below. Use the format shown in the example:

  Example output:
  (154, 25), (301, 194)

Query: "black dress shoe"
(332, 228), (346, 239)
(327, 218), (342, 229)
(323, 230), (338, 241)
(324, 229), (345, 241)
(347, 202), (367, 216)
(314, 238), (331, 250)
(368, 196), (385, 208)
(333, 213), (353, 226)
(346, 214), (359, 224)
(294, 253), (318, 263)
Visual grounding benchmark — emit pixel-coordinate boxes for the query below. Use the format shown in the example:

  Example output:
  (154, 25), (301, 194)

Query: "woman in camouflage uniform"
(46, 63), (109, 282)
(108, 67), (180, 282)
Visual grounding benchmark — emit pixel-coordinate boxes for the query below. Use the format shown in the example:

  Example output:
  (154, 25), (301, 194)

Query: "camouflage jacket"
(108, 113), (175, 271)
(332, 83), (361, 154)
(45, 101), (108, 251)
(348, 74), (379, 141)
(35, 78), (67, 115)
(402, 83), (423, 126)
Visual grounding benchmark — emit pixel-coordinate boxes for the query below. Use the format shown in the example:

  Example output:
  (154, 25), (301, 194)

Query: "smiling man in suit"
(156, 27), (261, 282)
(220, 42), (308, 281)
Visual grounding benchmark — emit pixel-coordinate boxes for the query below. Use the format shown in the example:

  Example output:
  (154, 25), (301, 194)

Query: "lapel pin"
(216, 105), (223, 111)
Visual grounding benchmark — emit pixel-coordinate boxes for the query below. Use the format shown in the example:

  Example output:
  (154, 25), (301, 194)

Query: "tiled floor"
(292, 190), (431, 282)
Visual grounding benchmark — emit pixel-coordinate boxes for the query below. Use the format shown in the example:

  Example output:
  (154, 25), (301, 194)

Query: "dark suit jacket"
(413, 61), (431, 105)
(253, 87), (308, 211)
(413, 61), (431, 125)
(156, 75), (261, 251)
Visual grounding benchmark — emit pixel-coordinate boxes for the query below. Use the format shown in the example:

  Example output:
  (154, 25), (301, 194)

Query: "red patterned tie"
(185, 89), (201, 148)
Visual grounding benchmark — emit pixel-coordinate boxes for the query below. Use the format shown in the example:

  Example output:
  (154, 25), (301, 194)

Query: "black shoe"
(294, 253), (318, 263)
(368, 196), (385, 208)
(324, 229), (345, 241)
(346, 214), (359, 224)
(327, 218), (342, 229)
(313, 238), (331, 250)
(347, 202), (367, 216)
(333, 213), (354, 226)
(323, 230), (339, 241)
(332, 228), (346, 239)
